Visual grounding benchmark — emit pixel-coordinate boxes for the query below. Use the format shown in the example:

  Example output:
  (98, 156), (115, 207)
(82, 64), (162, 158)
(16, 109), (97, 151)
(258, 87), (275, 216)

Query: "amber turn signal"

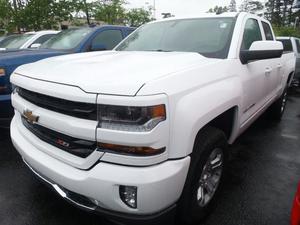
(0, 68), (5, 77)
(150, 104), (166, 118)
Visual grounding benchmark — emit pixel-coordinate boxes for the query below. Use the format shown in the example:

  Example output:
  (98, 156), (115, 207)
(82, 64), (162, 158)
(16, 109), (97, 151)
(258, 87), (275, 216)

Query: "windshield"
(116, 18), (235, 59)
(41, 28), (92, 50)
(0, 34), (34, 49)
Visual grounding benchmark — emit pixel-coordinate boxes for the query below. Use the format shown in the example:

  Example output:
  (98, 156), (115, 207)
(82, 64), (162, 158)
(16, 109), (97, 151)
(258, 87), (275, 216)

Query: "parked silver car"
(277, 36), (300, 86)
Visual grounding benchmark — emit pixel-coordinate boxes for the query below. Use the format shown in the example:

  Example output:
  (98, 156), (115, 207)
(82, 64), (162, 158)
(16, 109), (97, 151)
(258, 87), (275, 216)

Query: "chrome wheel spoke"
(205, 180), (215, 196)
(197, 185), (205, 205)
(197, 148), (224, 207)
(210, 154), (222, 171)
(281, 92), (287, 112)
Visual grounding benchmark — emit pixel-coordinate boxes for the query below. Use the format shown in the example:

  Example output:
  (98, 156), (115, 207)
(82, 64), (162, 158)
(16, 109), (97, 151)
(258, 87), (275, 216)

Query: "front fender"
(168, 76), (242, 158)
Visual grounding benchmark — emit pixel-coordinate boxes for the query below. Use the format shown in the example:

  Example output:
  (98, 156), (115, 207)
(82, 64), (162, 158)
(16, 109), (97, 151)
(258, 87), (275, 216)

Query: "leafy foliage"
(265, 0), (294, 26)
(0, 0), (12, 29)
(125, 8), (152, 27)
(239, 0), (263, 13)
(207, 6), (228, 14)
(228, 0), (237, 12)
(273, 26), (300, 38)
(0, 0), (153, 32)
(94, 0), (126, 25)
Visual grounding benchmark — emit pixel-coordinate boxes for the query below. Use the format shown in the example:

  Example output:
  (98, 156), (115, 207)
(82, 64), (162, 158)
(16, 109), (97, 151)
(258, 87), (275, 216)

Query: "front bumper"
(11, 115), (190, 216)
(23, 158), (177, 223)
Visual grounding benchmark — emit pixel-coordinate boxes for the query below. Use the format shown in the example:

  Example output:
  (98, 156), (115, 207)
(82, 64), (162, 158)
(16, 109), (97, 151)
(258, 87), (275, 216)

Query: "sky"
(126, 0), (245, 19)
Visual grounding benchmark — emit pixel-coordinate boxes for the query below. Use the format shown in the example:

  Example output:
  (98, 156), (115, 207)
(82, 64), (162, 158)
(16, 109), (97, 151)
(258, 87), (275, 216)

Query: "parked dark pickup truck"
(0, 25), (134, 127)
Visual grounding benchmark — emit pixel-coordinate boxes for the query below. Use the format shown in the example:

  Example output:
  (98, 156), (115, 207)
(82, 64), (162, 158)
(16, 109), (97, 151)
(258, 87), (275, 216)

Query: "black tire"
(177, 126), (227, 225)
(269, 87), (288, 121)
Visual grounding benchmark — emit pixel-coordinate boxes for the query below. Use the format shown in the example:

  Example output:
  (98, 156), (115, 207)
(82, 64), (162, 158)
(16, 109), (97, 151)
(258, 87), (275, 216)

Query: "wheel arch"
(205, 106), (239, 142)
(287, 71), (295, 86)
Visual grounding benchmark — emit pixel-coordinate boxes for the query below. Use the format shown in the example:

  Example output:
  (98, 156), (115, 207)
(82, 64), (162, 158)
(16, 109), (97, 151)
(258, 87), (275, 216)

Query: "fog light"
(119, 185), (137, 209)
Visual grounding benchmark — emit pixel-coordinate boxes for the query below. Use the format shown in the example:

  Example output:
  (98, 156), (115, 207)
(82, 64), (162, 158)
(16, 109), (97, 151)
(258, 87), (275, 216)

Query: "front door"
(239, 18), (270, 125)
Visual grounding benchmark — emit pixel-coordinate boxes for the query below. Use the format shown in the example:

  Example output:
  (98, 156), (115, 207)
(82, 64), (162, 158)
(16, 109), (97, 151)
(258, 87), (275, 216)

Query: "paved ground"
(0, 89), (299, 225)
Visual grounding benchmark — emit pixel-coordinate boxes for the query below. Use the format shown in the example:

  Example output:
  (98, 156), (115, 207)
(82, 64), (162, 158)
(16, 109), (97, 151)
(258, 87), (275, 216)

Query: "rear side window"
(295, 39), (300, 53)
(262, 21), (274, 40)
(278, 39), (293, 52)
(241, 19), (262, 50)
(92, 30), (123, 50)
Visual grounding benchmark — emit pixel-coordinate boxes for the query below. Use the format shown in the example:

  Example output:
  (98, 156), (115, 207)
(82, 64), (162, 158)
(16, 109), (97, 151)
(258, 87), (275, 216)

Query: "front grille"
(17, 87), (97, 120)
(22, 117), (97, 158)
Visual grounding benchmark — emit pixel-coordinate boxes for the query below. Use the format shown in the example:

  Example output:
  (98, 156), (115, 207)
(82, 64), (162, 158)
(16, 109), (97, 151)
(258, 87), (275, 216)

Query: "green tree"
(73, 0), (97, 25)
(0, 0), (13, 29)
(52, 0), (76, 25)
(10, 0), (27, 32)
(125, 8), (152, 27)
(228, 0), (237, 12)
(240, 0), (263, 13)
(22, 0), (54, 30)
(21, 0), (76, 30)
(208, 5), (228, 14)
(265, 0), (294, 26)
(94, 0), (126, 25)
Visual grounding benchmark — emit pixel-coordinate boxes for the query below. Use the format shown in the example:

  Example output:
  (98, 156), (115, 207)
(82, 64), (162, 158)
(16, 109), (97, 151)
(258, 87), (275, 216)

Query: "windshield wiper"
(145, 49), (173, 52)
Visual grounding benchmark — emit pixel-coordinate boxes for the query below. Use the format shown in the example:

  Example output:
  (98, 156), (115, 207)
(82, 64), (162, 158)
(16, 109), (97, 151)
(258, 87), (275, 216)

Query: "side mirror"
(90, 43), (107, 51)
(30, 43), (41, 49)
(240, 41), (283, 65)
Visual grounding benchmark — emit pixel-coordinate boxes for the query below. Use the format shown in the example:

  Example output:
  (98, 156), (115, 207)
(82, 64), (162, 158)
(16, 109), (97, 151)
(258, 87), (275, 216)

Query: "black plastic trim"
(17, 87), (97, 120)
(22, 117), (97, 158)
(240, 49), (283, 64)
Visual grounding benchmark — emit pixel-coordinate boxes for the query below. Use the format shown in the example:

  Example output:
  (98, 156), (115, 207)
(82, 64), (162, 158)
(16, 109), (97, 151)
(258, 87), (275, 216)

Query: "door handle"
(277, 63), (282, 68)
(265, 67), (272, 76)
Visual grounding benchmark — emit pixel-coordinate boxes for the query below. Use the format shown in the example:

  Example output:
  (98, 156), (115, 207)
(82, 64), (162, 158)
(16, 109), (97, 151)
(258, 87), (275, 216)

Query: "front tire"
(177, 126), (227, 224)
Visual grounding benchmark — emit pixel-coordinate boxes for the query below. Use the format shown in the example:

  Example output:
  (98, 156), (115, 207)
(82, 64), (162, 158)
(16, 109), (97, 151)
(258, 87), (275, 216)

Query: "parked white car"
(10, 12), (295, 224)
(277, 36), (300, 86)
(0, 30), (59, 51)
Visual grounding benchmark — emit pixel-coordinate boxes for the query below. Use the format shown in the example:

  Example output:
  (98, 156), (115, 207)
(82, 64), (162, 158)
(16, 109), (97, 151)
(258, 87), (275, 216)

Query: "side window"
(241, 19), (262, 50)
(30, 34), (56, 47)
(295, 39), (300, 53)
(91, 30), (123, 50)
(277, 39), (293, 52)
(262, 21), (274, 40)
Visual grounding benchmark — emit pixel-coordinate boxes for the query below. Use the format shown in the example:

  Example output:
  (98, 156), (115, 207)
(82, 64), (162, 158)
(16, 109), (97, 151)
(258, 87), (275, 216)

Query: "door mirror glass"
(240, 41), (283, 64)
(30, 43), (41, 49)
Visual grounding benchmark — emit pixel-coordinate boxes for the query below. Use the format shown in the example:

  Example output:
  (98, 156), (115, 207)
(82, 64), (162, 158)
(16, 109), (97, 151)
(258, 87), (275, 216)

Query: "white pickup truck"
(10, 12), (295, 224)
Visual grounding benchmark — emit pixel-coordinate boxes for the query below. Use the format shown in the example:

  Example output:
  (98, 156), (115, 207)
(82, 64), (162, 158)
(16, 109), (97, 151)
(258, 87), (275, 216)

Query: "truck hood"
(15, 51), (216, 96)
(0, 49), (68, 67)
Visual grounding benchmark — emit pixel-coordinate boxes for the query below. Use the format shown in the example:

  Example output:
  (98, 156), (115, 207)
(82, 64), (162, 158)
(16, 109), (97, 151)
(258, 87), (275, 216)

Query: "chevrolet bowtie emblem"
(23, 109), (39, 124)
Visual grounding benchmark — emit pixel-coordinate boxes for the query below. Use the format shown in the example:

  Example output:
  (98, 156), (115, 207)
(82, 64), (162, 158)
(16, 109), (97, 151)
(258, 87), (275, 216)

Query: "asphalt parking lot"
(0, 88), (299, 225)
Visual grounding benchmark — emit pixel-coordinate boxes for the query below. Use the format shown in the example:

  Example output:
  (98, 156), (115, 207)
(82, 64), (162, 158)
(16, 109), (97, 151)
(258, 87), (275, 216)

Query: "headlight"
(98, 104), (166, 132)
(0, 68), (5, 77)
